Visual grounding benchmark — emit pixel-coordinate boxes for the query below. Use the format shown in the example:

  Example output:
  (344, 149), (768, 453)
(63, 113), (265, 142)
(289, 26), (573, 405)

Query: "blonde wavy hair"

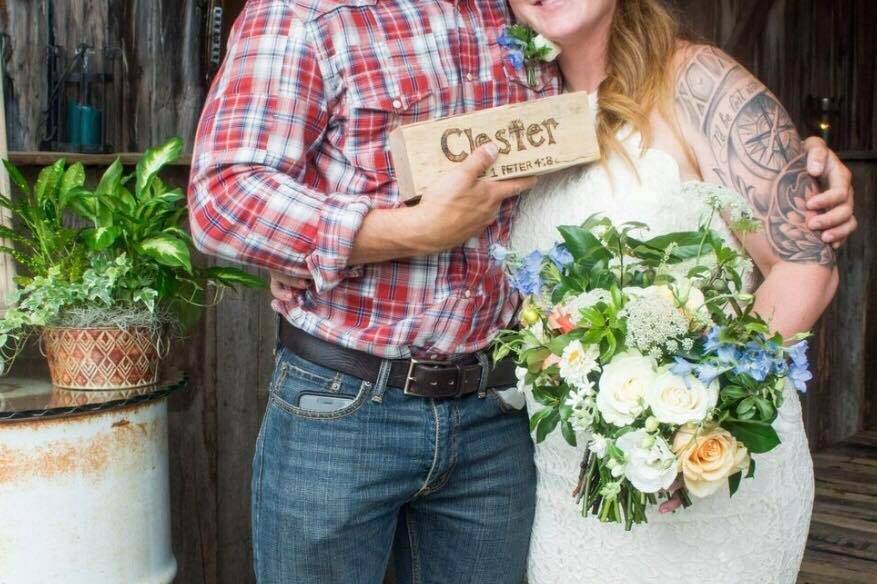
(597, 0), (682, 167)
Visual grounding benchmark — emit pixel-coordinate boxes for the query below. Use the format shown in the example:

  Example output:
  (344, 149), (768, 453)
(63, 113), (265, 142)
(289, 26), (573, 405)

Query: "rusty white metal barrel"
(0, 376), (185, 584)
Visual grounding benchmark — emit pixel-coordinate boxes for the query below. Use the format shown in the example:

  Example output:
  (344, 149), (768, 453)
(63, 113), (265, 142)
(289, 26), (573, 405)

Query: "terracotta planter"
(41, 326), (161, 390)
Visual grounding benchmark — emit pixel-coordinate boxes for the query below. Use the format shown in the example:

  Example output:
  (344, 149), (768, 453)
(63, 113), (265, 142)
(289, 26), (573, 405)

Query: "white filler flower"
(533, 34), (562, 62)
(596, 351), (657, 426)
(559, 340), (600, 390)
(616, 429), (678, 493)
(645, 369), (719, 426)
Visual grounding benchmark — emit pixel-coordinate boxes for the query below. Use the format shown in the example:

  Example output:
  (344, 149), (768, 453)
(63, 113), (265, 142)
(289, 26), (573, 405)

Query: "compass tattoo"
(675, 46), (834, 266)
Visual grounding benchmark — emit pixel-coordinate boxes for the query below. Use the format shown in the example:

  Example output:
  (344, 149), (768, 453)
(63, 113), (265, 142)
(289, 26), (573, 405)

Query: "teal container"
(66, 101), (103, 147)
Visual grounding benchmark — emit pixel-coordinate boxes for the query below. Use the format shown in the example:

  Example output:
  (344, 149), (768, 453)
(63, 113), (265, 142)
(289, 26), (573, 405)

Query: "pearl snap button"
(464, 289), (472, 298)
(466, 72), (474, 81)
(392, 99), (403, 109)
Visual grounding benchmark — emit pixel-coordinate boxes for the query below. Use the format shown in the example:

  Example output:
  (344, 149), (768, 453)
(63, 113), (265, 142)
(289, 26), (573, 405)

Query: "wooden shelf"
(7, 151), (192, 167)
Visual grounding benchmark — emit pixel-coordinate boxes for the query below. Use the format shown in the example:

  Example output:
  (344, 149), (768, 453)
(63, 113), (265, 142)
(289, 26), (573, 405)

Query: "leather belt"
(278, 321), (518, 399)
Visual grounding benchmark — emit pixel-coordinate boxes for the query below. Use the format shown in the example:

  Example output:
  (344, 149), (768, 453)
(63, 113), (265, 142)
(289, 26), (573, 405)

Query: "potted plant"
(0, 138), (263, 389)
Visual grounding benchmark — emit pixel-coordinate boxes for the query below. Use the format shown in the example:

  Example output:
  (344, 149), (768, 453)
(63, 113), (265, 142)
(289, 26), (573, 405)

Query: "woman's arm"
(674, 45), (839, 338)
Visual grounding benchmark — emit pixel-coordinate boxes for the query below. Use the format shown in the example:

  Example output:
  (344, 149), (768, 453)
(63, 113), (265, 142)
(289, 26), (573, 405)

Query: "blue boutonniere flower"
(498, 24), (562, 87)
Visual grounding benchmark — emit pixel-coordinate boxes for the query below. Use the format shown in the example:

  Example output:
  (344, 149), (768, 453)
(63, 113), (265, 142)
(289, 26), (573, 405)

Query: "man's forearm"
(348, 207), (437, 265)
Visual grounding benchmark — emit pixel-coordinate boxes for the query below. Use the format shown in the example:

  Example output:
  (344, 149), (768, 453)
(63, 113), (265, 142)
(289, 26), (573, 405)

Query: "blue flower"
(523, 250), (544, 273)
(733, 343), (773, 382)
(703, 326), (722, 354)
(789, 363), (812, 393)
(490, 243), (510, 263)
(511, 250), (545, 296)
(512, 267), (543, 296)
(498, 28), (527, 50)
(671, 357), (694, 377)
(773, 360), (790, 377)
(694, 363), (727, 387)
(548, 243), (573, 268)
(505, 49), (525, 70)
(716, 344), (739, 365)
(787, 341), (809, 368)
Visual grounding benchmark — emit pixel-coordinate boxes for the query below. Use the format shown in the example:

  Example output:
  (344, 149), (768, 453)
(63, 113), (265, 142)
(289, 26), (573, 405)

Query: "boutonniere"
(498, 24), (562, 87)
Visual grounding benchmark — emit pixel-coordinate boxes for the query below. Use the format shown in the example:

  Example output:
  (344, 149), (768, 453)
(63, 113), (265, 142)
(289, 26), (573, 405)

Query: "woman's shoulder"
(670, 41), (743, 82)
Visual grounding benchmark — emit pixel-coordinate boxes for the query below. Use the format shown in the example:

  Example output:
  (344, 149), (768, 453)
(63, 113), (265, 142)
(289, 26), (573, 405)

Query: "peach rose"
(672, 423), (750, 498)
(548, 308), (576, 334)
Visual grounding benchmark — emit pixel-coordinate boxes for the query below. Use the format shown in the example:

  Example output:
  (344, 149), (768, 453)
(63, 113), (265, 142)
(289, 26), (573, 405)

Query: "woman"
(504, 0), (836, 582)
(269, 1), (854, 581)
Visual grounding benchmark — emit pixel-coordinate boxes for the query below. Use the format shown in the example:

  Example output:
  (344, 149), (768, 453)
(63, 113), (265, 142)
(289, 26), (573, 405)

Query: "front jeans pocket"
(269, 348), (372, 420)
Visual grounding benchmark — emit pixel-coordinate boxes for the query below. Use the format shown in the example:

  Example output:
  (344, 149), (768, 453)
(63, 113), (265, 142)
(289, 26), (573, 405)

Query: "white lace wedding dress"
(508, 94), (815, 584)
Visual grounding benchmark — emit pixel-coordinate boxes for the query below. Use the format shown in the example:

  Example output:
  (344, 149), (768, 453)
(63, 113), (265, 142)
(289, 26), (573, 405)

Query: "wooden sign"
(389, 91), (601, 201)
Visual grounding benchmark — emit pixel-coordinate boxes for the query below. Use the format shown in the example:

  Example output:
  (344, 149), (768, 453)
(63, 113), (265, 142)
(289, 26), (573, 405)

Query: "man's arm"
(188, 2), (373, 293)
(675, 45), (839, 336)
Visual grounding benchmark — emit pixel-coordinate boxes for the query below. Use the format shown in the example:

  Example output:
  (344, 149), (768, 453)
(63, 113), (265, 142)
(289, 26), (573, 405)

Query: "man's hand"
(412, 143), (537, 252)
(802, 137), (857, 248)
(270, 272), (308, 302)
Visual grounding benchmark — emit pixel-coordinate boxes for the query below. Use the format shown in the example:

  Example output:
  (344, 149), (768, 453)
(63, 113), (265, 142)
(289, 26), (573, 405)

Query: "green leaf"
(60, 186), (92, 215)
(82, 226), (121, 251)
(641, 231), (707, 261)
(529, 407), (554, 432)
(728, 471), (742, 496)
(535, 410), (560, 443)
(753, 397), (775, 421)
(746, 458), (756, 478)
(139, 234), (193, 273)
(725, 419), (781, 454)
(95, 158), (124, 208)
(59, 162), (86, 202)
(561, 421), (578, 447)
(205, 266), (267, 289)
(34, 160), (65, 215)
(2, 159), (30, 196)
(135, 137), (183, 199)
(558, 225), (604, 260)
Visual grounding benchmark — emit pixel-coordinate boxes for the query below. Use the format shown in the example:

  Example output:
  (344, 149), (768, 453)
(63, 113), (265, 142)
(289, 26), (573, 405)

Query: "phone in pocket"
(297, 392), (356, 413)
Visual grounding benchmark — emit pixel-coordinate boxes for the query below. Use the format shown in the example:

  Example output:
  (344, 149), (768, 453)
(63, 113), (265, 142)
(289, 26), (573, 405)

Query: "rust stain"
(0, 413), (160, 484)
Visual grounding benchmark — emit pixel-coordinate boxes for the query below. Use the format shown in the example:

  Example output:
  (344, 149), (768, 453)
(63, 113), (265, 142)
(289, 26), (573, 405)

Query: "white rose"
(616, 429), (678, 493)
(645, 369), (718, 426)
(533, 34), (561, 62)
(596, 351), (656, 426)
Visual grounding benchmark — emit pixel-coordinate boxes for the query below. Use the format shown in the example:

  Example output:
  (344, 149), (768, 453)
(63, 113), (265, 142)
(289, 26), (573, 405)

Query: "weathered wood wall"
(1, 2), (875, 583)
(0, 0), (206, 152)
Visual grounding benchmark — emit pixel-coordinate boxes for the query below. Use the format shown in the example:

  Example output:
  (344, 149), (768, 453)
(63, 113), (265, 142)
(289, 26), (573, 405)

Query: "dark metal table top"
(0, 370), (187, 422)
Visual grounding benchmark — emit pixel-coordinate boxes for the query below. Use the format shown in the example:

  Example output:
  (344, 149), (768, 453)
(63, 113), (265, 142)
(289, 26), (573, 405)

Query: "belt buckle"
(404, 358), (458, 397)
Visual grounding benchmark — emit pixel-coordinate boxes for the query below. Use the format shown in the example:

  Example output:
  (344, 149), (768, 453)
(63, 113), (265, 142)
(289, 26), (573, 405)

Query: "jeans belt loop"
(371, 359), (393, 403)
(476, 352), (490, 398)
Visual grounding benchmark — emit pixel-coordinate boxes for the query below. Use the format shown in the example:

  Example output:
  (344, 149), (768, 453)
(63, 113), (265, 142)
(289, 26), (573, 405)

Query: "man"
(188, 2), (856, 582)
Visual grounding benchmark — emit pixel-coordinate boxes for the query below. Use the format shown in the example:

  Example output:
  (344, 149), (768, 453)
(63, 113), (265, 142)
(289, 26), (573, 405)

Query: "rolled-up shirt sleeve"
(188, 3), (370, 292)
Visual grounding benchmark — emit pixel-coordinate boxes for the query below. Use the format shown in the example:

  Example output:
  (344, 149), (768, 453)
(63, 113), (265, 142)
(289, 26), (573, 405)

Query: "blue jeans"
(251, 347), (536, 584)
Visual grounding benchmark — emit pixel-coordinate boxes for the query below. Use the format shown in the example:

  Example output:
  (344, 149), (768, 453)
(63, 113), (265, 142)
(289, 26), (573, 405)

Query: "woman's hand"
(270, 272), (309, 302)
(802, 137), (857, 248)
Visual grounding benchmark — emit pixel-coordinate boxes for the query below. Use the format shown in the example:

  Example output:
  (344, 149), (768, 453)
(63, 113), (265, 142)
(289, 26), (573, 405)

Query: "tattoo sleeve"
(675, 46), (835, 266)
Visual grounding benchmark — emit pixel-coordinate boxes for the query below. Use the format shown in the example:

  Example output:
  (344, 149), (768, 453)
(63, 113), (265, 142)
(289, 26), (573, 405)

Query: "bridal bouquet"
(492, 192), (812, 530)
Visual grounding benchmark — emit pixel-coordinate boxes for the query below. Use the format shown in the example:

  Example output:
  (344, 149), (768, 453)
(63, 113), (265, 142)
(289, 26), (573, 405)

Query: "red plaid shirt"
(189, 0), (561, 358)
